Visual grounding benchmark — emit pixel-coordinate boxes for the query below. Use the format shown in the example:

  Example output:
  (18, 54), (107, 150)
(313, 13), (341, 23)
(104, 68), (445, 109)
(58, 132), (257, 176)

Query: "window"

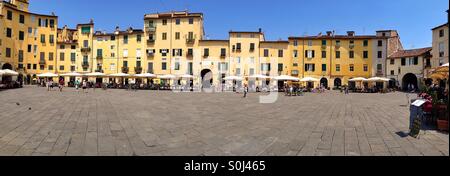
(363, 40), (368, 47)
(111, 36), (116, 41)
(160, 49), (168, 56)
(305, 64), (315, 72)
(307, 40), (312, 46)
(336, 40), (341, 47)
(71, 53), (76, 62)
(49, 19), (55, 28)
(349, 51), (354, 59)
(236, 57), (241, 63)
(377, 64), (382, 73)
(349, 64), (354, 72)
(322, 40), (327, 46)
(81, 26), (90, 34)
(391, 70), (395, 75)
(60, 45), (65, 49)
(162, 19), (167, 25)
(19, 14), (25, 24)
(28, 27), (32, 35)
(377, 51), (382, 58)
(27, 45), (32, 52)
(40, 34), (46, 43)
(97, 49), (103, 57)
(278, 64), (283, 72)
(250, 43), (255, 51)
(40, 52), (45, 61)
(49, 52), (54, 61)
(6, 48), (11, 58)
(378, 40), (383, 47)
(187, 48), (194, 56)
(293, 50), (298, 57)
(322, 64), (327, 71)
(71, 45), (76, 49)
(363, 64), (368, 72)
(189, 18), (194, 24)
(18, 50), (24, 62)
(401, 58), (406, 66)
(439, 42), (445, 57)
(162, 33), (167, 40)
(321, 51), (326, 58)
(293, 40), (298, 46)
(204, 48), (209, 57)
(261, 63), (271, 72)
(188, 32), (194, 39)
(363, 51), (368, 59)
(413, 57), (418, 65)
(40, 65), (45, 70)
(335, 51), (340, 59)
(27, 64), (31, 69)
(390, 59), (395, 65)
(174, 62), (180, 70)
(162, 62), (167, 70)
(175, 32), (180, 40)
(123, 61), (128, 67)
(60, 65), (64, 71)
(264, 49), (269, 57)
(172, 49), (182, 57)
(49, 35), (54, 44)
(305, 50), (315, 58)
(236, 68), (241, 76)
(148, 62), (154, 73)
(7, 10), (12, 20)
(349, 40), (355, 47)
(33, 64), (37, 70)
(236, 43), (241, 50)
(278, 50), (283, 57)
(19, 31), (25, 40)
(123, 35), (128, 44)
(439, 29), (444, 37)
(221, 48), (226, 56)
(83, 40), (88, 48)
(137, 35), (142, 42)
(336, 64), (341, 72)
(6, 28), (12, 38)
(175, 19), (181, 25)
(60, 53), (65, 61)
(48, 65), (53, 71)
(293, 63), (298, 67)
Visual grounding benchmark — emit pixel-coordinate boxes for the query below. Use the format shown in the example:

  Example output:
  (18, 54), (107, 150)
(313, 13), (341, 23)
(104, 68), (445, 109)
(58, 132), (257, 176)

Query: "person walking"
(75, 79), (80, 91)
(59, 79), (64, 92)
(82, 80), (87, 93)
(243, 84), (248, 98)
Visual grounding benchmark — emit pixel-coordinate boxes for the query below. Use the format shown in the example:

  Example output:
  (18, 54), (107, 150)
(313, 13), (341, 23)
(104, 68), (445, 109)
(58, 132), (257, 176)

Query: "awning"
(224, 76), (243, 81)
(246, 74), (271, 79)
(158, 74), (176, 79)
(84, 72), (106, 77)
(365, 77), (390, 82)
(178, 74), (194, 79)
(349, 77), (368, 81)
(300, 77), (319, 82)
(60, 72), (83, 77)
(0, 69), (19, 76)
(109, 73), (130, 77)
(37, 72), (58, 77)
(135, 73), (157, 78)
(273, 75), (300, 81)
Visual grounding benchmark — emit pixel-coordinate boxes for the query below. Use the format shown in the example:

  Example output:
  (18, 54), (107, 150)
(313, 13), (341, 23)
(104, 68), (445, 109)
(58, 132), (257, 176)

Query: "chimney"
(258, 28), (262, 33)
(89, 18), (94, 24)
(326, 31), (332, 36)
(347, 31), (355, 36)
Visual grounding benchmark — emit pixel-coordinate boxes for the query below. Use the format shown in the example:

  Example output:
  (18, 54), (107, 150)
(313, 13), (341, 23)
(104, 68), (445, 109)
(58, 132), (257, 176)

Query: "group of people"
(43, 78), (65, 92)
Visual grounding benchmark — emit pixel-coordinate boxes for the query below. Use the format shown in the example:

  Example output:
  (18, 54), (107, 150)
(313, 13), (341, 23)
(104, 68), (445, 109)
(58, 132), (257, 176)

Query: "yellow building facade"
(3, 1), (414, 89)
(1, 0), (58, 84)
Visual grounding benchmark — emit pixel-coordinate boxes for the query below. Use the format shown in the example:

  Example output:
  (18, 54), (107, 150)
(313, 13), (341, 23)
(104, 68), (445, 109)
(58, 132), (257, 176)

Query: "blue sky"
(30, 0), (448, 49)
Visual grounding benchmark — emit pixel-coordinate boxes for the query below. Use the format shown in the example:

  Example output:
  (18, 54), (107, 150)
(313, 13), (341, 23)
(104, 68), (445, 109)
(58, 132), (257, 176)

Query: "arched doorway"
(201, 69), (213, 89)
(402, 73), (418, 91)
(334, 78), (342, 89)
(389, 78), (397, 89)
(320, 78), (328, 88)
(2, 63), (13, 70)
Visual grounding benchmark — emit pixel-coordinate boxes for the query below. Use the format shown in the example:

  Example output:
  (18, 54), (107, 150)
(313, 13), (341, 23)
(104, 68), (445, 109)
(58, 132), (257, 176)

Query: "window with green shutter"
(81, 26), (90, 34)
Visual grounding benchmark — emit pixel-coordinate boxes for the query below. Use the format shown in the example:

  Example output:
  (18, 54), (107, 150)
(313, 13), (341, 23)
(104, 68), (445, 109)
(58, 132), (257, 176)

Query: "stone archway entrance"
(2, 63), (13, 70)
(334, 78), (342, 89)
(402, 73), (418, 91)
(320, 78), (328, 88)
(201, 69), (213, 89)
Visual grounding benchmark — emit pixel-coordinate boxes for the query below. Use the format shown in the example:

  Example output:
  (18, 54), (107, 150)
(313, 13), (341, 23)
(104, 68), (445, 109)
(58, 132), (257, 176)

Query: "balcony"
(220, 53), (226, 58)
(96, 55), (103, 60)
(82, 62), (89, 68)
(81, 47), (91, 53)
(122, 67), (129, 73)
(147, 52), (155, 58)
(186, 38), (195, 44)
(95, 69), (104, 73)
(145, 26), (156, 32)
(134, 67), (143, 74)
(147, 39), (155, 45)
(39, 59), (46, 65)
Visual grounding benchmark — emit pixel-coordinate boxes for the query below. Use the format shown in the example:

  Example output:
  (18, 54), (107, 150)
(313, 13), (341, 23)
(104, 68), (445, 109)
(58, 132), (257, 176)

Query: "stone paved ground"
(0, 86), (448, 156)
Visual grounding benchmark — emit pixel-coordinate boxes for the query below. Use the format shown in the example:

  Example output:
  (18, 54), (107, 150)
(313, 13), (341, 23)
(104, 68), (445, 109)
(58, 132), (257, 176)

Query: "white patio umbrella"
(349, 77), (368, 81)
(84, 72), (106, 77)
(158, 74), (176, 79)
(442, 63), (449, 67)
(0, 69), (19, 76)
(60, 72), (82, 77)
(135, 73), (157, 78)
(247, 74), (270, 79)
(109, 73), (130, 77)
(273, 75), (300, 81)
(366, 77), (390, 82)
(178, 74), (194, 79)
(37, 72), (58, 77)
(224, 76), (243, 81)
(300, 77), (319, 82)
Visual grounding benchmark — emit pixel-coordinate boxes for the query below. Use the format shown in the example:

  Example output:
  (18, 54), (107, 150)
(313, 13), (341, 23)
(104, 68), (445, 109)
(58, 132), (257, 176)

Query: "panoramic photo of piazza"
(0, 0), (448, 156)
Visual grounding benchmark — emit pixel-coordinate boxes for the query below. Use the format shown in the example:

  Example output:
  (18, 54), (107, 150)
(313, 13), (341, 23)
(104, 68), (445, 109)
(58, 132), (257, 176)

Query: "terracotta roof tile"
(389, 47), (432, 58)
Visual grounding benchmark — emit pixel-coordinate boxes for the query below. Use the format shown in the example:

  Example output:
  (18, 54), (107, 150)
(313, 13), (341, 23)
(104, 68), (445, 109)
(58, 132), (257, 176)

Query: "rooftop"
(432, 23), (448, 30)
(144, 11), (203, 19)
(389, 47), (432, 58)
